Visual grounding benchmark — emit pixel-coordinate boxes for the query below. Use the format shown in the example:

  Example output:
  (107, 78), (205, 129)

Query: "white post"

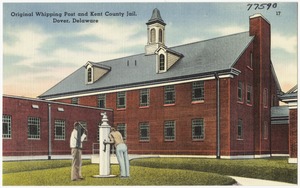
(93, 112), (116, 178)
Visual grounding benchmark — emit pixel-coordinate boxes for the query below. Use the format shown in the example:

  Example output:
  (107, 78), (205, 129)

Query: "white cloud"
(272, 60), (297, 92)
(4, 25), (50, 67)
(271, 33), (297, 54)
(3, 21), (147, 97)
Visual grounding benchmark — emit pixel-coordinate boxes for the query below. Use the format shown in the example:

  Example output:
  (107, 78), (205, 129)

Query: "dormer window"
(159, 54), (165, 71)
(84, 61), (111, 84)
(87, 67), (92, 83)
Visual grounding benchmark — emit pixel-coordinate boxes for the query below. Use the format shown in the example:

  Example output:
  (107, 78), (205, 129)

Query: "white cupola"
(145, 8), (166, 55)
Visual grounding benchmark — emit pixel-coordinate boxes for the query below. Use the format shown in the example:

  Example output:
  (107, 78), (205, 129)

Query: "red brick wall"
(2, 96), (113, 156)
(111, 81), (221, 155)
(289, 109), (298, 158)
(230, 43), (255, 156)
(271, 124), (289, 154)
(250, 15), (272, 155)
(55, 80), (230, 156)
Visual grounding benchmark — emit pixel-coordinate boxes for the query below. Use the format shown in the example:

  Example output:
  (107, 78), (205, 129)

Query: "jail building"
(38, 9), (286, 158)
(2, 95), (113, 157)
(279, 85), (298, 163)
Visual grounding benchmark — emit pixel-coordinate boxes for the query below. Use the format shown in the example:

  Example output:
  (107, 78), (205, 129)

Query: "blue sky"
(2, 2), (298, 98)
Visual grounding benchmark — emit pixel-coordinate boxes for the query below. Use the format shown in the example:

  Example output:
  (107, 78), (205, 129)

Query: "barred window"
(237, 119), (243, 139)
(140, 89), (150, 107)
(238, 81), (243, 102)
(117, 123), (126, 140)
(192, 81), (204, 101)
(164, 121), (175, 141)
(28, 117), (40, 139)
(3, 114), (12, 139)
(71, 97), (79, 105)
(87, 67), (92, 82)
(54, 120), (65, 140)
(164, 85), (175, 104)
(247, 85), (252, 104)
(192, 119), (204, 140)
(139, 122), (150, 141)
(117, 92), (126, 109)
(98, 94), (106, 108)
(159, 54), (165, 71)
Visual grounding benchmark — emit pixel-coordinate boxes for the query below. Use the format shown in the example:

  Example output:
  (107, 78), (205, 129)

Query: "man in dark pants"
(70, 122), (87, 181)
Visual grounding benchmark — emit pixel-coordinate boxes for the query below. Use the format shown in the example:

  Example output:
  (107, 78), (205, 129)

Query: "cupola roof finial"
(146, 8), (166, 26)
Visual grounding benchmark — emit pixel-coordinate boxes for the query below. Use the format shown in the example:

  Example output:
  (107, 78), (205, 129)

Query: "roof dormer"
(155, 46), (183, 73)
(84, 61), (111, 84)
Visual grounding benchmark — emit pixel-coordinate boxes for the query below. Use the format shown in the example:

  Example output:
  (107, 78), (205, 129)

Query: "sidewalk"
(230, 176), (297, 186)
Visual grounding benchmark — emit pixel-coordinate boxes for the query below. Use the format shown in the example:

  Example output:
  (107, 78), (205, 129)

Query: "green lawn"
(2, 157), (297, 186)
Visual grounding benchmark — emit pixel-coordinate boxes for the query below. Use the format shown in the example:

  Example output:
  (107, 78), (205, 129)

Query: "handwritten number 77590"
(247, 3), (277, 11)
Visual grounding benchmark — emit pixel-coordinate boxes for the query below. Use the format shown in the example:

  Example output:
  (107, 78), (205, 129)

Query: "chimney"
(249, 13), (271, 56)
(249, 13), (272, 155)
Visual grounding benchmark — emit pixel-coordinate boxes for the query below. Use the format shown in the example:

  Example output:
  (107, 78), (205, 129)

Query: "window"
(246, 85), (252, 104)
(164, 121), (175, 141)
(263, 88), (268, 108)
(237, 119), (243, 139)
(87, 67), (92, 82)
(54, 120), (65, 140)
(98, 94), (106, 108)
(117, 123), (126, 140)
(140, 89), (150, 107)
(263, 121), (268, 139)
(192, 81), (204, 101)
(150, 28), (155, 43)
(192, 119), (204, 140)
(139, 122), (150, 141)
(71, 97), (79, 105)
(250, 52), (253, 68)
(159, 54), (165, 71)
(164, 85), (175, 105)
(238, 81), (243, 102)
(28, 117), (40, 139)
(3, 115), (12, 139)
(117, 92), (126, 109)
(159, 29), (163, 43)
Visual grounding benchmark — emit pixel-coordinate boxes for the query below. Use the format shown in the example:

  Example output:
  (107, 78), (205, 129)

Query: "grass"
(2, 157), (297, 185)
(131, 157), (297, 184)
(3, 160), (235, 186)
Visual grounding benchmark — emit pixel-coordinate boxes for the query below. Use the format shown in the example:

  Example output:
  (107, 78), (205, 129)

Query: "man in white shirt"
(70, 122), (87, 181)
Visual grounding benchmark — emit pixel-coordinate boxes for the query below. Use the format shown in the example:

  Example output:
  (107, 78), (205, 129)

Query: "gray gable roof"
(39, 32), (254, 99)
(280, 85), (297, 102)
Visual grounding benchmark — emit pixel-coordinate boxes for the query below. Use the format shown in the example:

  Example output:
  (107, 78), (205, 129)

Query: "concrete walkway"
(230, 176), (297, 186)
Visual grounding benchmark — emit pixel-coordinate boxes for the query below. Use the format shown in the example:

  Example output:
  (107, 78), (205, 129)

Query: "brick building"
(2, 95), (113, 157)
(38, 9), (285, 158)
(279, 85), (298, 163)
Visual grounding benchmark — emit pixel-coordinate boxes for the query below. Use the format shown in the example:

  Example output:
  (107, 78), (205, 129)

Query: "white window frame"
(54, 119), (65, 140)
(28, 117), (40, 140)
(3, 114), (12, 139)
